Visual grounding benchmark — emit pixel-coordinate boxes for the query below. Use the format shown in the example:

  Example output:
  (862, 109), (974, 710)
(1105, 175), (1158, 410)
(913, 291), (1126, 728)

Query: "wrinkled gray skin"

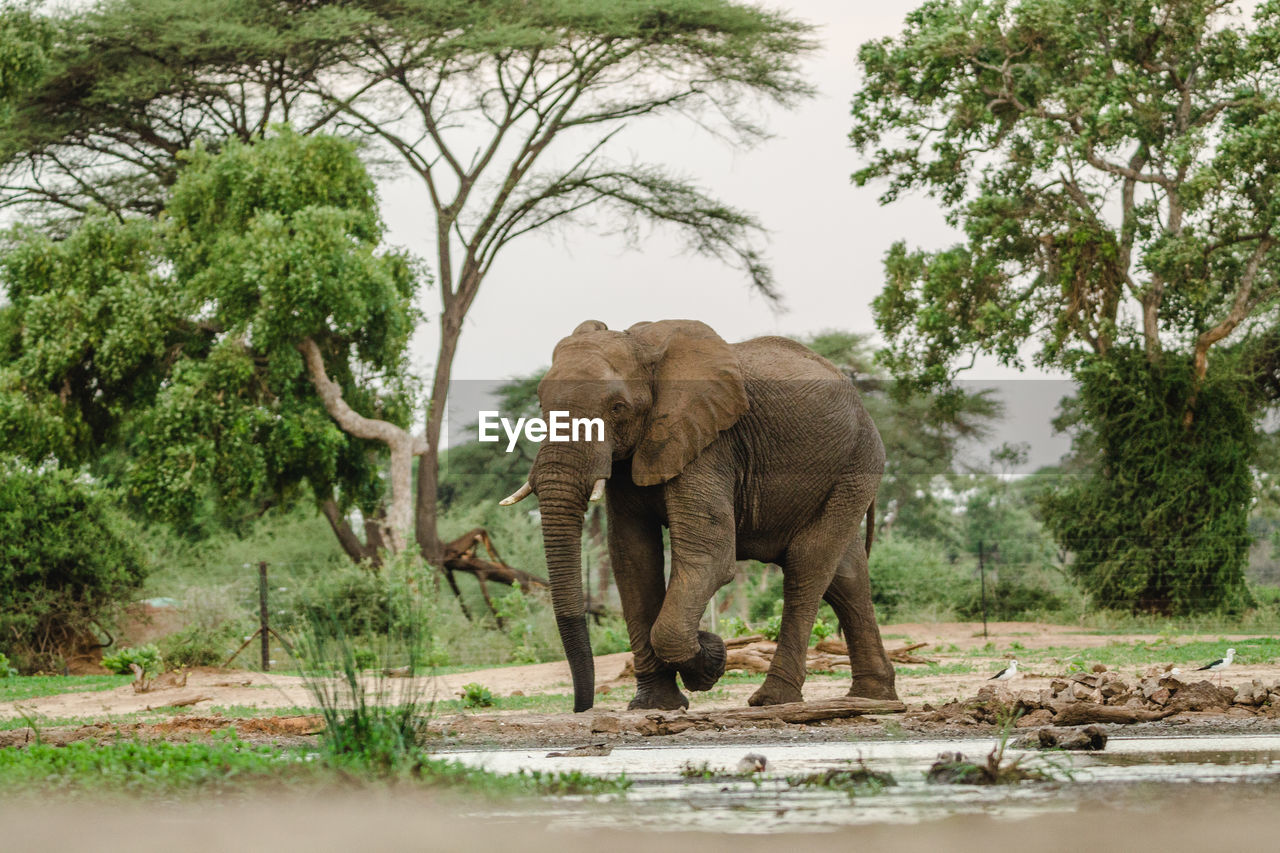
(510, 319), (897, 713)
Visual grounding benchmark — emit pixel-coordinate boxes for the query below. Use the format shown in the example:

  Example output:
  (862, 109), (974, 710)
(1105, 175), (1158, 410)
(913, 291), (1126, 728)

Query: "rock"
(1015, 708), (1054, 728)
(590, 714), (621, 734)
(1092, 664), (1108, 673)
(1233, 680), (1268, 707)
(1050, 679), (1070, 695)
(1069, 673), (1100, 689)
(1070, 683), (1093, 701)
(1100, 677), (1129, 699)
(1014, 690), (1044, 710)
(1033, 725), (1108, 751)
(1148, 687), (1171, 706)
(1170, 680), (1235, 712)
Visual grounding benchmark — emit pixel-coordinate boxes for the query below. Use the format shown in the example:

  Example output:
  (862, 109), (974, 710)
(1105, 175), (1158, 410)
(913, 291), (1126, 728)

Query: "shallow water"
(444, 735), (1280, 831)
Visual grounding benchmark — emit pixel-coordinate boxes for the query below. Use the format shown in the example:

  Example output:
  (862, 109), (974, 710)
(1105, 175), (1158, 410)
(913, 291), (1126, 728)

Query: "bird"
(1197, 648), (1235, 686)
(989, 659), (1018, 681)
(736, 753), (767, 774)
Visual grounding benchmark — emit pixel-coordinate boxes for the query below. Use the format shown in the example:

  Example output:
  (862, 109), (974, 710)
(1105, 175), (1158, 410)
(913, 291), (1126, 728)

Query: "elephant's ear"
(627, 320), (748, 486)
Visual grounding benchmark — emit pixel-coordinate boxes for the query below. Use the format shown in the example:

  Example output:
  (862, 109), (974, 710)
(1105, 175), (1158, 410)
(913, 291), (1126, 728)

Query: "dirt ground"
(4, 621), (1278, 748)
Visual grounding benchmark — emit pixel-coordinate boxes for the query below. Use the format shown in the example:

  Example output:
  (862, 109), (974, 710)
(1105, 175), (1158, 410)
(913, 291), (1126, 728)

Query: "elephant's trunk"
(536, 477), (595, 713)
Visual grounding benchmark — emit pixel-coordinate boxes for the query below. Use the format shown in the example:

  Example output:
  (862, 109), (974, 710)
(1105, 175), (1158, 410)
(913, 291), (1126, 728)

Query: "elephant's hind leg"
(747, 527), (844, 707)
(824, 537), (898, 701)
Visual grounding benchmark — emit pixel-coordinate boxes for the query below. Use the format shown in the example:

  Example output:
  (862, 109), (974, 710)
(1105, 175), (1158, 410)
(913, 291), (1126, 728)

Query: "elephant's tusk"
(589, 478), (607, 502)
(499, 482), (533, 506)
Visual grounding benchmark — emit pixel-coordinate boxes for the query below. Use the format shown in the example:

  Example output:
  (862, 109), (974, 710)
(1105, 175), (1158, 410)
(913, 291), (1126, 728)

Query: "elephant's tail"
(864, 498), (876, 558)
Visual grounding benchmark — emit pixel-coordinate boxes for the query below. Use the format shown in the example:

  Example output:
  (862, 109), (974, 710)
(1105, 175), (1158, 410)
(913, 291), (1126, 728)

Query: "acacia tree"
(0, 0), (814, 561)
(850, 0), (1280, 611)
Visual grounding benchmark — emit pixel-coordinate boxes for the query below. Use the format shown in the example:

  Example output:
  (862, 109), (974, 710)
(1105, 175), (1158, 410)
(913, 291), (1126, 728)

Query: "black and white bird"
(989, 659), (1018, 681)
(1197, 648), (1235, 685)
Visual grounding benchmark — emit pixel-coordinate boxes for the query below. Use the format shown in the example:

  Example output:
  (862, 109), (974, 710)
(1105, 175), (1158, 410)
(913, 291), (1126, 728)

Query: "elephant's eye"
(610, 400), (628, 416)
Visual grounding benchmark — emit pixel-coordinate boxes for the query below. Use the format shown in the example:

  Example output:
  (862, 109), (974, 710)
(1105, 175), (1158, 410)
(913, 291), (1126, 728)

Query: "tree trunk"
(299, 337), (424, 552)
(415, 308), (462, 565)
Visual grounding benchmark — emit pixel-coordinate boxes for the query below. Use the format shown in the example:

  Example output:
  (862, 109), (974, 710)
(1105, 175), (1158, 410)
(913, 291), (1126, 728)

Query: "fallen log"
(1051, 701), (1178, 726)
(636, 697), (906, 736)
(814, 638), (936, 664)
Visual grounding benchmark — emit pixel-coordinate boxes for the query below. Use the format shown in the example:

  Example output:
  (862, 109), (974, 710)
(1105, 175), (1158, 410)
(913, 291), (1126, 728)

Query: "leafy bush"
(100, 644), (163, 676)
(868, 535), (969, 622)
(0, 462), (148, 672)
(0, 653), (16, 679)
(158, 624), (239, 668)
(295, 573), (433, 774)
(955, 579), (1065, 621)
(1040, 352), (1257, 613)
(460, 683), (494, 708)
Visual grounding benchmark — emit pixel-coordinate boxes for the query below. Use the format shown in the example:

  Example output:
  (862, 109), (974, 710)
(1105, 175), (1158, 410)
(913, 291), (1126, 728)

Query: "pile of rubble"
(915, 670), (1280, 728)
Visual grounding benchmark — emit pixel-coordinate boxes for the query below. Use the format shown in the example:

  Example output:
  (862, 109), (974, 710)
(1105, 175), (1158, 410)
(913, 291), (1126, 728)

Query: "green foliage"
(294, 568), (433, 774)
(0, 674), (130, 702)
(0, 733), (296, 797)
(0, 652), (16, 678)
(0, 733), (629, 798)
(157, 623), (239, 669)
(99, 644), (162, 677)
(460, 683), (495, 709)
(1040, 352), (1256, 613)
(0, 461), (148, 672)
(851, 0), (1280, 612)
(0, 129), (421, 538)
(956, 580), (1065, 622)
(868, 535), (969, 622)
(719, 616), (751, 638)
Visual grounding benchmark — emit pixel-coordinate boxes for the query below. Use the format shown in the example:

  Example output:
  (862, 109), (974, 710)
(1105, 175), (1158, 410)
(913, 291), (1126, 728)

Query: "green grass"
(895, 662), (976, 677)
(0, 732), (630, 799)
(1020, 637), (1280, 670)
(0, 675), (131, 702)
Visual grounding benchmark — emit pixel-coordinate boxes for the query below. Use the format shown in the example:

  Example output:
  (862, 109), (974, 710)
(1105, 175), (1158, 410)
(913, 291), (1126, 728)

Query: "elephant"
(500, 319), (897, 713)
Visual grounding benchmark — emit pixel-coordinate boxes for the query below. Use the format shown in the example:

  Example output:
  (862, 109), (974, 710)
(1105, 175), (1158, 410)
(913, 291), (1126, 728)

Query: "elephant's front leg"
(648, 491), (735, 694)
(607, 492), (687, 711)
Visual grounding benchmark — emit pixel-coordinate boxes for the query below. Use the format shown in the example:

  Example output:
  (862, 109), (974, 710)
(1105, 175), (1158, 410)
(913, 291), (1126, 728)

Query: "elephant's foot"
(848, 674), (899, 701)
(628, 671), (689, 711)
(673, 630), (726, 692)
(747, 676), (803, 707)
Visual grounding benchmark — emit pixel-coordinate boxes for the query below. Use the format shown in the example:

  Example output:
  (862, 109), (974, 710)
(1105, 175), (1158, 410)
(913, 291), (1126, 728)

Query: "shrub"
(868, 535), (969, 622)
(158, 624), (240, 668)
(460, 683), (494, 708)
(955, 579), (1065, 621)
(0, 653), (16, 679)
(0, 462), (148, 672)
(295, 576), (432, 774)
(1040, 352), (1257, 613)
(100, 644), (163, 676)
